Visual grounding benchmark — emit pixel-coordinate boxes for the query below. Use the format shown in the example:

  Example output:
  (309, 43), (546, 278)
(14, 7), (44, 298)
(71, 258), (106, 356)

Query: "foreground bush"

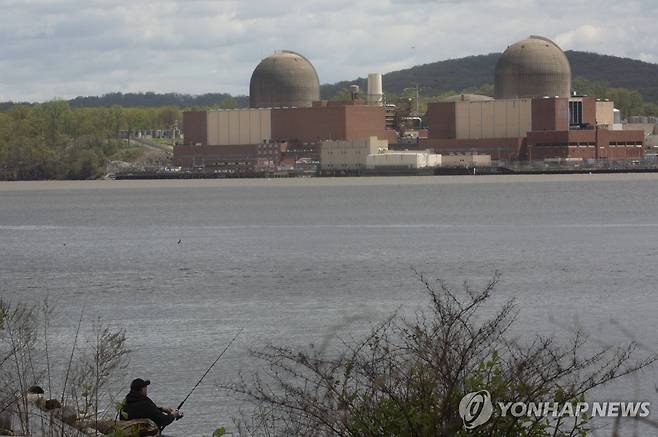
(230, 272), (657, 436)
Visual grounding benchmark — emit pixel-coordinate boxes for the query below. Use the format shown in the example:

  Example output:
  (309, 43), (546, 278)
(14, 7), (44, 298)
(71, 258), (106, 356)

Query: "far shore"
(2, 172), (658, 191)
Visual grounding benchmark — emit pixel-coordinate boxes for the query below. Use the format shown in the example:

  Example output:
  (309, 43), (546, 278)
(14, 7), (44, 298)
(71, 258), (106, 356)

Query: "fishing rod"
(176, 328), (244, 411)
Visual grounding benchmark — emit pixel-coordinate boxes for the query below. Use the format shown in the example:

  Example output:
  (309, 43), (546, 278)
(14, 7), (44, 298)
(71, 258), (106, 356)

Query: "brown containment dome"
(249, 51), (320, 108)
(494, 35), (572, 99)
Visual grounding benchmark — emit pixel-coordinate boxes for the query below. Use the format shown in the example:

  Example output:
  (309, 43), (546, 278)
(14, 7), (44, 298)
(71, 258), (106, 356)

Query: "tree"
(158, 106), (180, 129)
(331, 88), (354, 102)
(0, 299), (129, 436)
(605, 88), (644, 119)
(229, 272), (657, 436)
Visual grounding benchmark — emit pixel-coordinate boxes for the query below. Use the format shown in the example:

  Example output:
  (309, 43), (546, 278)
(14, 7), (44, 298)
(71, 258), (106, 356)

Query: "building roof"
(441, 94), (494, 102)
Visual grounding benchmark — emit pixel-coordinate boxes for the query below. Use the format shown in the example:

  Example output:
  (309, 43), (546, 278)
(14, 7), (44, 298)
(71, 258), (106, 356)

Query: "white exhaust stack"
(367, 73), (383, 106)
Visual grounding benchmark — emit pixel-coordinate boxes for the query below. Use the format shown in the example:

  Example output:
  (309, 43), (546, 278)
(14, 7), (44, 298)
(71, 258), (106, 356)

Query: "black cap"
(130, 378), (150, 391)
(28, 385), (45, 394)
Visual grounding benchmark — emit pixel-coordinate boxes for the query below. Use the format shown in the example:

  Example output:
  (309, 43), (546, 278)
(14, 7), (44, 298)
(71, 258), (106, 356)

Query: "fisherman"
(121, 378), (183, 431)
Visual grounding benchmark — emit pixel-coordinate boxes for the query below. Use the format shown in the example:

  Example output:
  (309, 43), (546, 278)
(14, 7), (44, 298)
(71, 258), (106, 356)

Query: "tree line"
(0, 102), (185, 180)
(0, 92), (248, 112)
(331, 78), (657, 120)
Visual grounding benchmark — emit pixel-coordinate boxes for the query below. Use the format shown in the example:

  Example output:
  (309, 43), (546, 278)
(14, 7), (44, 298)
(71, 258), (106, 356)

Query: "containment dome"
(494, 35), (571, 99)
(249, 51), (320, 108)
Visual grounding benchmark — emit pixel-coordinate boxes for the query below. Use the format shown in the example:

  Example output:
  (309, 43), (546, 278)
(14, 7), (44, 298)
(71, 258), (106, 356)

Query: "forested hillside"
(1, 51), (655, 115)
(320, 51), (658, 116)
(0, 93), (247, 112)
(0, 103), (181, 180)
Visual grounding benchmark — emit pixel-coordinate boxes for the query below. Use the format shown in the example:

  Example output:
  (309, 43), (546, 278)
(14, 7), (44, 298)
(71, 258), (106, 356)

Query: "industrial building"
(176, 37), (646, 174)
(174, 142), (283, 172)
(421, 95), (644, 161)
(320, 137), (388, 172)
(366, 151), (441, 170)
(417, 36), (644, 162)
(176, 101), (390, 171)
(320, 137), (442, 173)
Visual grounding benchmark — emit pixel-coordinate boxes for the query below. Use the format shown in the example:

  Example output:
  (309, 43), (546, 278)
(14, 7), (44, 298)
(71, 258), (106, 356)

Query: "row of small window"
(325, 164), (365, 168)
(567, 143), (595, 148)
(208, 161), (252, 166)
(609, 141), (643, 146)
(538, 143), (643, 148)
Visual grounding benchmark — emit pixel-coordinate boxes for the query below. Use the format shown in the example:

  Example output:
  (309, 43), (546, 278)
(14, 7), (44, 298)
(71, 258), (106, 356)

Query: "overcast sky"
(0, 0), (656, 102)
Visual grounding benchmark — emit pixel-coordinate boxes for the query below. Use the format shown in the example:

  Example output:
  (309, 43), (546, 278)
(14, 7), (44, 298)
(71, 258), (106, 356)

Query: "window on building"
(569, 101), (583, 126)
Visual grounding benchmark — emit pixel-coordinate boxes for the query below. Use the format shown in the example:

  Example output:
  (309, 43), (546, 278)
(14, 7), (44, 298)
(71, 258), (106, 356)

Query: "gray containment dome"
(494, 35), (571, 99)
(249, 51), (320, 108)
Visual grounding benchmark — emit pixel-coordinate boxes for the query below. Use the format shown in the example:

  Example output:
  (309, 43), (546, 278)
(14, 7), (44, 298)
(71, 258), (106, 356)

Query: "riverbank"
(2, 172), (658, 191)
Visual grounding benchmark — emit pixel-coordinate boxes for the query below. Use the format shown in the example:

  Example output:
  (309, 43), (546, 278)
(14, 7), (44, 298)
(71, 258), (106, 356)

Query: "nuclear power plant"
(174, 36), (646, 175)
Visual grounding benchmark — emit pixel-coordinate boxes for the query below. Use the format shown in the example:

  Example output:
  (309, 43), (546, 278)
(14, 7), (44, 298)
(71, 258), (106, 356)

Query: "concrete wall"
(206, 109), (271, 146)
(442, 154), (492, 167)
(454, 99), (532, 139)
(321, 137), (388, 170)
(366, 151), (441, 169)
(596, 101), (614, 126)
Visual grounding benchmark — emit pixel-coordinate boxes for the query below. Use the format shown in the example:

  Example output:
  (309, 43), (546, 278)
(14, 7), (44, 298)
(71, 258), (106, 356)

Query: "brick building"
(176, 102), (388, 170)
(173, 142), (283, 172)
(419, 97), (644, 161)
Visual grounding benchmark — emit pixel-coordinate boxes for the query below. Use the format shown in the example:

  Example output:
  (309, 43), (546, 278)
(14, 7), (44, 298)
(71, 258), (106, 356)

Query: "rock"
(44, 399), (62, 410)
(113, 419), (160, 436)
(0, 410), (12, 435)
(79, 419), (115, 435)
(50, 406), (78, 425)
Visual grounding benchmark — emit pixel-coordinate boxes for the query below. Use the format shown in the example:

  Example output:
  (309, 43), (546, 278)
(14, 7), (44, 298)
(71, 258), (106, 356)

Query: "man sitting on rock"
(121, 378), (183, 431)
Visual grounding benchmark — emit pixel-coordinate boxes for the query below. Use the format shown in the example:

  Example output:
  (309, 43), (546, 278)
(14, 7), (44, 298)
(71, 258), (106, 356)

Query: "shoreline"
(2, 172), (658, 191)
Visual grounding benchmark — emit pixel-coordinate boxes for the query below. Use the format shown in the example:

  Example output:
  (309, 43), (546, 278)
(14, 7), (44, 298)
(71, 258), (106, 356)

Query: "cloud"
(0, 0), (656, 102)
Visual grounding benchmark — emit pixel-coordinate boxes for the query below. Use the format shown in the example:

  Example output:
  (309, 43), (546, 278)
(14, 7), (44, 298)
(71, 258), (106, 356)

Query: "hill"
(67, 92), (249, 109)
(0, 92), (248, 111)
(1, 51), (655, 112)
(320, 51), (658, 103)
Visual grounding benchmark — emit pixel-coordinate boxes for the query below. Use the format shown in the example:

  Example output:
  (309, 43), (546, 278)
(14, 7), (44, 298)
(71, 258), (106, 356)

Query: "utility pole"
(411, 45), (420, 116)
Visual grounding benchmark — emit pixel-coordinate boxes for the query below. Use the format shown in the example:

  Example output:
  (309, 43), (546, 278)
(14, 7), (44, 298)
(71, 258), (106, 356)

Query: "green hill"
(320, 50), (658, 104)
(2, 50), (655, 114)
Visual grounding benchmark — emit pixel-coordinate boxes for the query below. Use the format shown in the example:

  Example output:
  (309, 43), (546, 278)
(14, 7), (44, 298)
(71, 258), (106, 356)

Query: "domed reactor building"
(249, 51), (320, 108)
(494, 35), (572, 99)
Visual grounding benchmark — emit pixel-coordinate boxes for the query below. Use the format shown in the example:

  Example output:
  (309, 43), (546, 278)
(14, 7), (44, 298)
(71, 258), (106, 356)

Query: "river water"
(2, 174), (657, 436)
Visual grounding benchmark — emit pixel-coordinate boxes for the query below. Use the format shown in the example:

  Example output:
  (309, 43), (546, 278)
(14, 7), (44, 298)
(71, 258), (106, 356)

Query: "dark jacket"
(121, 390), (175, 430)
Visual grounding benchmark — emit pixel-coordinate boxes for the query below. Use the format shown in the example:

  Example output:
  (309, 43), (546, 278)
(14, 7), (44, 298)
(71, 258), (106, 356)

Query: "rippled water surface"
(2, 175), (658, 435)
